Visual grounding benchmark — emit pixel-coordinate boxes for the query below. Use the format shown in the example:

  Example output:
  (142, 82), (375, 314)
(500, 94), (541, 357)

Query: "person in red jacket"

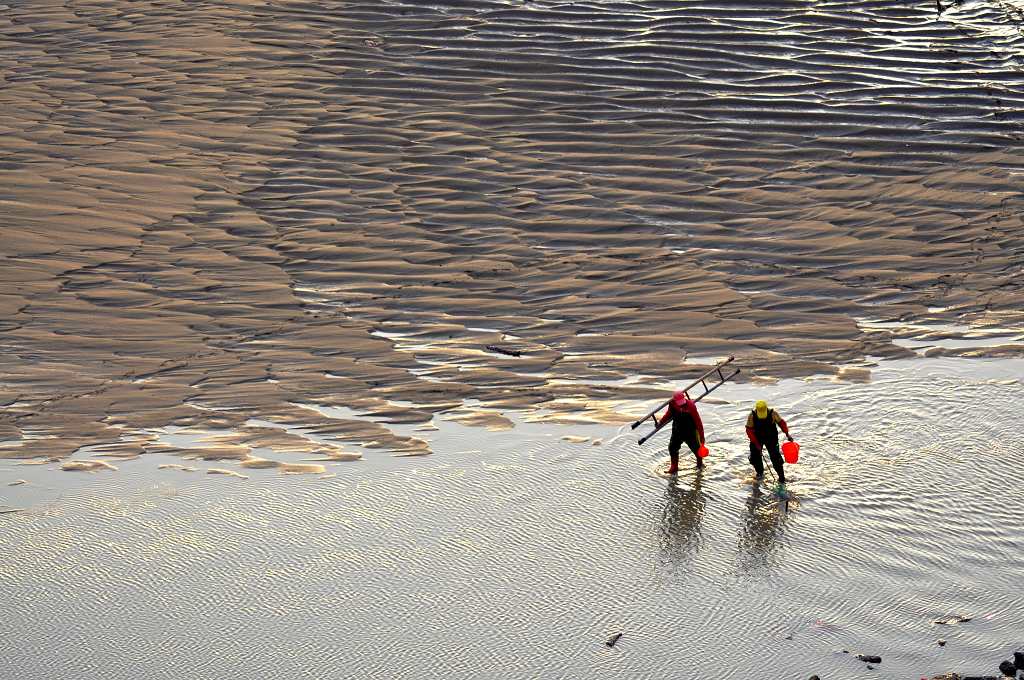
(746, 400), (793, 484)
(659, 390), (706, 474)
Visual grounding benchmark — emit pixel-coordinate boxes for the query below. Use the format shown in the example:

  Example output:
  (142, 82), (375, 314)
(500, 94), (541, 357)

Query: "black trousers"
(749, 441), (785, 483)
(669, 429), (701, 466)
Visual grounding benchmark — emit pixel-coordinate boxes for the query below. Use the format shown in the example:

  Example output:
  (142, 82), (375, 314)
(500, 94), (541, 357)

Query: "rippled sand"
(2, 0), (1024, 469)
(2, 5), (1024, 675)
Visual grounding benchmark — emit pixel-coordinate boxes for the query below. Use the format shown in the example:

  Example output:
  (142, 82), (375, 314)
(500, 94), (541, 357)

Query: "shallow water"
(3, 356), (1022, 679)
(3, 0), (1024, 677)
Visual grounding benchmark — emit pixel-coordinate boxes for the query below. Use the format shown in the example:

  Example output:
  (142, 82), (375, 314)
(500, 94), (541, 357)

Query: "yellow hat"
(755, 400), (768, 418)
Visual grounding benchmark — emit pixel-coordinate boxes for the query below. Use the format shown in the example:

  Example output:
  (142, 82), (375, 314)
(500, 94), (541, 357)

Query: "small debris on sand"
(485, 344), (522, 357)
(920, 646), (1024, 679)
(7, 479), (27, 486)
(605, 632), (622, 647)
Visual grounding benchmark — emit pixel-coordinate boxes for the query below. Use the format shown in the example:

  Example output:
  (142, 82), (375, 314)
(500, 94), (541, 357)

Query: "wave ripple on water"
(2, 358), (1023, 679)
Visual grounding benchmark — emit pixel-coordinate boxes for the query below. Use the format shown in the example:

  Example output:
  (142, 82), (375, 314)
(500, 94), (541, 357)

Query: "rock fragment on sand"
(938, 639), (946, 646)
(857, 654), (882, 664)
(605, 632), (622, 647)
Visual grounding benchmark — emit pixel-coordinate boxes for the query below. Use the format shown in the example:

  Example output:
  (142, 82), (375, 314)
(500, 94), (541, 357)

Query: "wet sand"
(2, 0), (1024, 467)
(2, 2), (1024, 677)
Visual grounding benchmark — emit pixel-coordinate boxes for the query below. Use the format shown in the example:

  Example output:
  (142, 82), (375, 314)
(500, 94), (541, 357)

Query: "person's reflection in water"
(657, 471), (706, 568)
(736, 482), (792, 575)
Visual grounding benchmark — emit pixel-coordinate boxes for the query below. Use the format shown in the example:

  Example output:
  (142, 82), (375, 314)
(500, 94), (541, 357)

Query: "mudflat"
(3, 2), (1024, 678)
(2, 0), (1023, 469)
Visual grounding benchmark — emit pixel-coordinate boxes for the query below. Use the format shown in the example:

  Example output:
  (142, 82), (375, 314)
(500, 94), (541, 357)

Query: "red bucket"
(697, 444), (709, 458)
(782, 440), (799, 464)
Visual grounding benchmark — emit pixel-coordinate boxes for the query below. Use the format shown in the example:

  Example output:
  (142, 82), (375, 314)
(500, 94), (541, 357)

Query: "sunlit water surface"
(2, 356), (1022, 679)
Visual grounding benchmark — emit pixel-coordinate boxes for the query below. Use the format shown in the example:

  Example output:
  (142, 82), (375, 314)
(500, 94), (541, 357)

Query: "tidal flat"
(2, 0), (1024, 677)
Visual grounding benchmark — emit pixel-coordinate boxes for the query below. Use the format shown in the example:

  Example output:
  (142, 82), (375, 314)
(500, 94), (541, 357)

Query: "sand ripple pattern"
(2, 0), (1024, 461)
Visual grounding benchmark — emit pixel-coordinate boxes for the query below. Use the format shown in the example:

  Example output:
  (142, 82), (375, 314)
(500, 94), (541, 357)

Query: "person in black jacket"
(745, 400), (793, 484)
